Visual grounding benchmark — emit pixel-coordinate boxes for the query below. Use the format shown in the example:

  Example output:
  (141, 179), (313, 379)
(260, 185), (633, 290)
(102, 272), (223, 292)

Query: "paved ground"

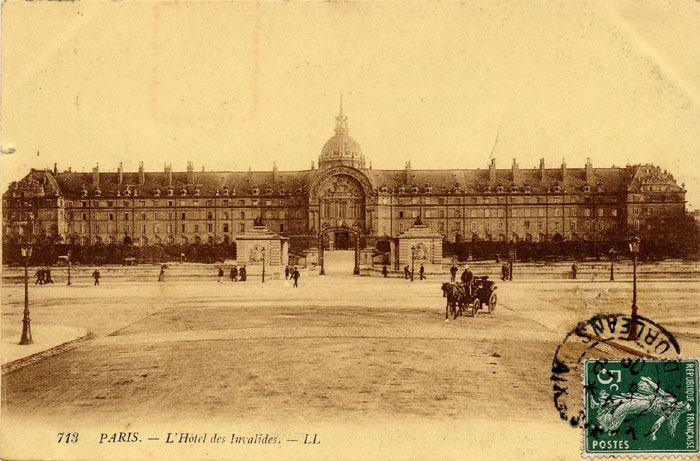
(1, 253), (698, 459)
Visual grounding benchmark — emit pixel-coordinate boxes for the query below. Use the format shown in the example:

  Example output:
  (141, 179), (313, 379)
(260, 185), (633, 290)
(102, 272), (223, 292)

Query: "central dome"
(319, 98), (366, 170)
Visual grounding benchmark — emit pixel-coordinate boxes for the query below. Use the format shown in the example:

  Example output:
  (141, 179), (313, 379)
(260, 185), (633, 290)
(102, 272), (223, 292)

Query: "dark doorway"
(335, 231), (350, 250)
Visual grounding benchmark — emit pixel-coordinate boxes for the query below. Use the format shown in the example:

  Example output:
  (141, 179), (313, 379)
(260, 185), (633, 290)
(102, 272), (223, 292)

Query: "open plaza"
(2, 254), (698, 424)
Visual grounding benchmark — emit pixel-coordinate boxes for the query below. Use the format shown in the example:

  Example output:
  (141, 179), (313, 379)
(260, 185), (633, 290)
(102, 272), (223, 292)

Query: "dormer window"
(425, 184), (433, 193)
(484, 185), (492, 193)
(180, 188), (187, 196)
(252, 186), (260, 195)
(510, 183), (518, 193)
(222, 186), (230, 196)
(496, 183), (504, 193)
(265, 184), (273, 195)
(553, 184), (562, 193)
(167, 188), (174, 196)
(295, 187), (302, 194)
(81, 186), (88, 197)
(279, 187), (285, 195)
(124, 188), (131, 196)
(194, 188), (200, 196)
(398, 185), (406, 194)
(95, 189), (102, 197)
(523, 184), (532, 193)
(230, 187), (236, 196)
(411, 185), (419, 194)
(379, 184), (388, 193)
(583, 184), (591, 193)
(154, 188), (161, 196)
(596, 181), (604, 192)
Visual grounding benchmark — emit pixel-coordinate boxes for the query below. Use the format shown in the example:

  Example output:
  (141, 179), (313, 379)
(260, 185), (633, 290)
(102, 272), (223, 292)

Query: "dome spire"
(335, 94), (349, 135)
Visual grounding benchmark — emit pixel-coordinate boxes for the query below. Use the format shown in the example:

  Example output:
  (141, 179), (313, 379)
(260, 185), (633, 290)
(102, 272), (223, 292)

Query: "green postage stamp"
(584, 358), (699, 456)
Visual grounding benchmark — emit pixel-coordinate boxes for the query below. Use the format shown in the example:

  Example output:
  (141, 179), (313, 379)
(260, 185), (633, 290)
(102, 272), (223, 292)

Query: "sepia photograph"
(1, 1), (699, 459)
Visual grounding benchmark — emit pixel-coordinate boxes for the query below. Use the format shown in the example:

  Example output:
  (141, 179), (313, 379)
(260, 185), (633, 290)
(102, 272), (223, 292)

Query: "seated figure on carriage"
(442, 265), (497, 319)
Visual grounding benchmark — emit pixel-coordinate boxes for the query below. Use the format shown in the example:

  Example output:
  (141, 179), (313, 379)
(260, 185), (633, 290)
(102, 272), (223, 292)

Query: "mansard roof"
(366, 167), (630, 194)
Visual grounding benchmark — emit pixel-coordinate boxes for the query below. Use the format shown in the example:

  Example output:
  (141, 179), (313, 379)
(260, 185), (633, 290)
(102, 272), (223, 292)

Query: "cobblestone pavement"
(1, 272), (698, 425)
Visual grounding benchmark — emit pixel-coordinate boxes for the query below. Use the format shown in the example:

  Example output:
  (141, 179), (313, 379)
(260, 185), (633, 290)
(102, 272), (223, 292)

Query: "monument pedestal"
(397, 222), (443, 269)
(235, 225), (289, 276)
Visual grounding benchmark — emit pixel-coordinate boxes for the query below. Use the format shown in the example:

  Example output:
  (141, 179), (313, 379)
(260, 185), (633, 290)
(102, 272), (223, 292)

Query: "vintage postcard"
(1, 1), (699, 459)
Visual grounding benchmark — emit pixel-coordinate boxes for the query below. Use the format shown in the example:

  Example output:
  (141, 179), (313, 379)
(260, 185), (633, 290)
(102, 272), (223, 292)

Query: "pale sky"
(2, 1), (699, 207)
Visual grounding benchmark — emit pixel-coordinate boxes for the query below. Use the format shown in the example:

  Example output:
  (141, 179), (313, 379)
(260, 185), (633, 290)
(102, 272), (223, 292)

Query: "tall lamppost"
(628, 236), (641, 340)
(67, 250), (72, 286)
(608, 247), (616, 281)
(261, 247), (266, 283)
(410, 245), (416, 282)
(20, 244), (33, 345)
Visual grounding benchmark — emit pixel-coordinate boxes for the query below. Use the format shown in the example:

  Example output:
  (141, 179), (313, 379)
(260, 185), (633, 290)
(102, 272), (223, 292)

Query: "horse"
(441, 282), (461, 320)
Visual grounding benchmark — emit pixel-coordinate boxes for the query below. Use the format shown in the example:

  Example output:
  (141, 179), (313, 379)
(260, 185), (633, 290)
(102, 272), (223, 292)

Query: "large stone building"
(2, 103), (688, 250)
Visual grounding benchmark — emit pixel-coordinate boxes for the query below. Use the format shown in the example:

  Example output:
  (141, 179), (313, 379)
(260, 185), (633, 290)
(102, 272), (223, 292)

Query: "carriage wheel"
(487, 292), (497, 314)
(472, 299), (481, 317)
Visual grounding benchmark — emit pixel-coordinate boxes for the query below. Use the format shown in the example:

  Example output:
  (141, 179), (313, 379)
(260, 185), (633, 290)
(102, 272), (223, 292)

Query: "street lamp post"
(67, 250), (72, 286)
(410, 245), (416, 282)
(608, 248), (616, 281)
(628, 236), (641, 340)
(20, 245), (33, 345)
(261, 247), (266, 283)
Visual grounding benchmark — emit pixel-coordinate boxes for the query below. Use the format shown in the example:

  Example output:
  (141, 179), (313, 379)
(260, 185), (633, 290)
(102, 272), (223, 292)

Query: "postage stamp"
(583, 358), (699, 456)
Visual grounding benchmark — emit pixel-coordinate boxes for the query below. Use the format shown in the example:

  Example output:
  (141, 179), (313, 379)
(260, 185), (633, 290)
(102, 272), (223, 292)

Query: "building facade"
(2, 104), (688, 250)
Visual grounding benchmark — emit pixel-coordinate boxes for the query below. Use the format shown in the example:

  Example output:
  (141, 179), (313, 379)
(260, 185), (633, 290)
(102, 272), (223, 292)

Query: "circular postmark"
(551, 313), (680, 428)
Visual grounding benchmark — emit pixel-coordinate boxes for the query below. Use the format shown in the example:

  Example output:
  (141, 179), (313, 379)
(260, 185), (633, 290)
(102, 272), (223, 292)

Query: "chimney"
(511, 158), (519, 182)
(187, 161), (194, 184)
(311, 160), (315, 170)
(164, 163), (172, 187)
(247, 166), (252, 184)
(585, 158), (593, 183)
(53, 163), (58, 174)
(539, 158), (545, 180)
(561, 159), (567, 181)
(272, 161), (278, 182)
(93, 164), (99, 186)
(405, 161), (411, 184)
(118, 162), (123, 185)
(489, 158), (496, 183)
(138, 161), (145, 185)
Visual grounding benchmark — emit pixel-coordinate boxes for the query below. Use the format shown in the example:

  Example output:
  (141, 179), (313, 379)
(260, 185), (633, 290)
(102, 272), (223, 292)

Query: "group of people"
(285, 265), (302, 287)
(401, 264), (426, 280)
(217, 265), (248, 283)
(34, 267), (55, 285)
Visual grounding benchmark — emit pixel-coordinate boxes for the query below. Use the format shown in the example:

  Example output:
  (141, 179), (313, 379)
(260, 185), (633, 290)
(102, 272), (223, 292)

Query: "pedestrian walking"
(218, 267), (224, 283)
(45, 266), (54, 284)
(292, 267), (301, 288)
(450, 264), (458, 282)
(239, 265), (247, 281)
(34, 268), (44, 285)
(419, 264), (425, 280)
(231, 265), (238, 282)
(571, 262), (578, 280)
(158, 265), (166, 282)
(501, 263), (509, 281)
(92, 269), (101, 286)
(285, 266), (290, 280)
(404, 265), (410, 279)
(382, 265), (388, 278)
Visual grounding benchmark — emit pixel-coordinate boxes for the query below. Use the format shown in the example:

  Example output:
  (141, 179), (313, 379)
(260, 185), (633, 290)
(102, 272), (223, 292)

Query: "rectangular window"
(239, 223), (245, 233)
(81, 201), (87, 208)
(82, 213), (87, 221)
(439, 222), (445, 231)
(570, 221), (576, 231)
(180, 212), (186, 220)
(194, 224), (199, 233)
(634, 220), (639, 230)
(537, 222), (543, 231)
(108, 224), (113, 233)
(633, 208), (639, 216)
(167, 224), (173, 233)
(154, 212), (158, 220)
(470, 222), (477, 232)
(140, 200), (146, 207)
(439, 210), (445, 218)
(538, 209), (545, 217)
(399, 211), (404, 218)
(207, 200), (213, 206)
(585, 221), (590, 230)
(485, 222), (491, 232)
(67, 201), (74, 207)
(167, 212), (173, 220)
(141, 213), (146, 221)
(207, 223), (213, 233)
(125, 224), (130, 233)
(154, 225), (159, 234)
(570, 208), (577, 217)
(125, 213), (130, 220)
(95, 224), (100, 233)
(598, 221), (603, 230)
(280, 223), (285, 232)
(584, 209), (591, 217)
(399, 222), (404, 232)
(181, 224), (186, 233)
(598, 209), (604, 217)
(141, 224), (146, 233)
(612, 209), (618, 217)
(412, 210), (418, 218)
(152, 200), (159, 207)
(239, 211), (245, 220)
(498, 222), (503, 230)
(223, 223), (229, 233)
(108, 213), (114, 221)
(207, 212), (213, 220)
(168, 200), (174, 207)
(223, 212), (229, 220)
(524, 221), (530, 231)
(485, 209), (490, 218)
(554, 221), (560, 231)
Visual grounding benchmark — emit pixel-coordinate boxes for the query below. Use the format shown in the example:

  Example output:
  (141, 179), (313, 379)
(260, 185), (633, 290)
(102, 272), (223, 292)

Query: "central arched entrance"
(319, 224), (361, 275)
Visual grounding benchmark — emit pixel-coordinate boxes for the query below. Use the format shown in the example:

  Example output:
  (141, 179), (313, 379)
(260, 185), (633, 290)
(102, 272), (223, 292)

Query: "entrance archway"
(318, 225), (361, 275)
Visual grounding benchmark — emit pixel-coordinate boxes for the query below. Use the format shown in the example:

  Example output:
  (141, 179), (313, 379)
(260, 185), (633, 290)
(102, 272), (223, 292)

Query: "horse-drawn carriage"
(441, 276), (497, 319)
